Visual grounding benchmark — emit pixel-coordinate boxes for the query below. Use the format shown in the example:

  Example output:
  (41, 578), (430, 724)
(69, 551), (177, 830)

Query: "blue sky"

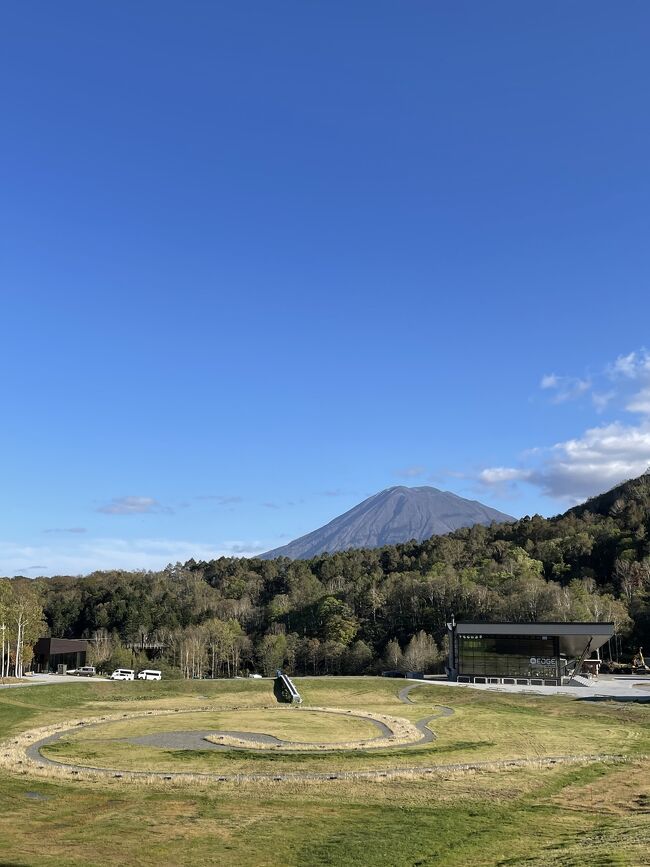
(2, 2), (650, 575)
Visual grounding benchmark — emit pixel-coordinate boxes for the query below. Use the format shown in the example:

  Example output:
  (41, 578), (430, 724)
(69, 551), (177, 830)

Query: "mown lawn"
(0, 678), (649, 866)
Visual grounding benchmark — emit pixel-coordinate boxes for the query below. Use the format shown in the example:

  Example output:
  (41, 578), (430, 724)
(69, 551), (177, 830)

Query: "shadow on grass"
(160, 740), (496, 765)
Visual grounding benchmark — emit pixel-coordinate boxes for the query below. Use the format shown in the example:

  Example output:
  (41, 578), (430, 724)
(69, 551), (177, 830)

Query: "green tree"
(256, 633), (287, 676)
(346, 639), (373, 673)
(106, 643), (134, 672)
(317, 597), (358, 646)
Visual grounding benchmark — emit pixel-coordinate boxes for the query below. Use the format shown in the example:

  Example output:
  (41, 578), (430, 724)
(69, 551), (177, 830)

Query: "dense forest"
(2, 474), (650, 678)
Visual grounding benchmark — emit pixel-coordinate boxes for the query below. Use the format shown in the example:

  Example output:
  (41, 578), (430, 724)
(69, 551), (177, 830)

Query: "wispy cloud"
(394, 465), (427, 479)
(261, 499), (303, 509)
(97, 496), (172, 515)
(194, 495), (243, 505)
(315, 489), (350, 497)
(479, 467), (533, 485)
(479, 349), (650, 504)
(223, 541), (266, 555)
(592, 391), (615, 412)
(0, 536), (269, 577)
(607, 350), (650, 379)
(43, 527), (87, 535)
(539, 373), (591, 404)
(627, 387), (650, 415)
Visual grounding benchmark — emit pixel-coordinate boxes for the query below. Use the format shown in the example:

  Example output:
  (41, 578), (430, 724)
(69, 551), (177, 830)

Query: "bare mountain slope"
(260, 486), (515, 560)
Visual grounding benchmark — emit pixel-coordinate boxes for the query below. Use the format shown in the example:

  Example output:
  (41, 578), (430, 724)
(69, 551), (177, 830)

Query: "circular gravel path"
(127, 714), (394, 751)
(15, 683), (630, 783)
(20, 682), (465, 781)
(26, 701), (448, 760)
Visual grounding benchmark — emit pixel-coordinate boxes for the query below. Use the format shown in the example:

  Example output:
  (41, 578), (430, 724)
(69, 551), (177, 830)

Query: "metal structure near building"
(274, 669), (302, 703)
(446, 619), (614, 686)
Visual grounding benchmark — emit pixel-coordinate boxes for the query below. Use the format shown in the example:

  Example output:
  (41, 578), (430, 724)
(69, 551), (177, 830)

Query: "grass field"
(52, 707), (382, 741)
(1, 677), (649, 865)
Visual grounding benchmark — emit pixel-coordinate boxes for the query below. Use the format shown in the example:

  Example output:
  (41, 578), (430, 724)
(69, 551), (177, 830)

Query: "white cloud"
(540, 374), (559, 389)
(395, 465), (427, 479)
(609, 352), (638, 378)
(536, 422), (650, 500)
(592, 391), (615, 412)
(194, 495), (243, 505)
(0, 537), (266, 577)
(97, 496), (172, 515)
(627, 387), (650, 415)
(608, 350), (650, 380)
(43, 527), (87, 534)
(479, 348), (650, 505)
(480, 421), (650, 504)
(223, 541), (266, 555)
(539, 374), (590, 404)
(479, 467), (532, 484)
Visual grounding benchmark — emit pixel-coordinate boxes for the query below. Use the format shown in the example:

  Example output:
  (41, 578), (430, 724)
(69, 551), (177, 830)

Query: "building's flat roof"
(455, 622), (614, 655)
(456, 622), (614, 637)
(34, 637), (90, 654)
(456, 621), (615, 627)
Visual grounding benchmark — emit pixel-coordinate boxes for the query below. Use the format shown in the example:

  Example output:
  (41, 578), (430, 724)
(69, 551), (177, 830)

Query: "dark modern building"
(33, 637), (90, 673)
(446, 621), (615, 686)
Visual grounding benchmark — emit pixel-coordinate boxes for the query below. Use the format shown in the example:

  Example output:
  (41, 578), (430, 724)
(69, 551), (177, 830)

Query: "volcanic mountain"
(260, 486), (515, 560)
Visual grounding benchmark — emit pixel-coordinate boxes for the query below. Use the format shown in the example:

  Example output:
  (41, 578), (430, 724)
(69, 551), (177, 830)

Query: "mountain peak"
(260, 485), (515, 560)
(382, 484), (443, 494)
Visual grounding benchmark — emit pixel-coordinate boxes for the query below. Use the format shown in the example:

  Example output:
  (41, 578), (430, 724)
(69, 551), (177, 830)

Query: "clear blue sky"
(2, 2), (650, 575)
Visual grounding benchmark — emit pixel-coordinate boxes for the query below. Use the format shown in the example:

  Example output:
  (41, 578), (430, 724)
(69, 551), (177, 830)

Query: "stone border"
(204, 706), (421, 751)
(0, 700), (632, 787)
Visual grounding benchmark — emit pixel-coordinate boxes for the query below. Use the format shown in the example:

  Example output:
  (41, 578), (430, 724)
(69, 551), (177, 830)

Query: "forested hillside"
(2, 474), (650, 678)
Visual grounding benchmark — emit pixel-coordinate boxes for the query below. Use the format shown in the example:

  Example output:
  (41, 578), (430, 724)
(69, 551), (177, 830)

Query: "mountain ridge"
(260, 485), (515, 560)
(566, 470), (650, 520)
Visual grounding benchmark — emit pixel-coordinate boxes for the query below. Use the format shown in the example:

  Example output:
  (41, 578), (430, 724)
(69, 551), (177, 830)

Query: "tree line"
(2, 473), (650, 678)
(0, 579), (46, 678)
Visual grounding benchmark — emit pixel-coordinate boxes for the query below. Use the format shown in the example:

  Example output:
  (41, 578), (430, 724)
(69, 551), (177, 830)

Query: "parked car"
(109, 668), (135, 681)
(248, 673), (263, 679)
(137, 669), (162, 681)
(66, 666), (96, 677)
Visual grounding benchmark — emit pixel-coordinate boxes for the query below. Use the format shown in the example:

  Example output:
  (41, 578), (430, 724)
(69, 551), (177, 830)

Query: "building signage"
(529, 657), (557, 666)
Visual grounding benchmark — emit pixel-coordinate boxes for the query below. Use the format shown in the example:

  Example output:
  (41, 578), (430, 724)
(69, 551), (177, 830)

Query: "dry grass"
(204, 706), (421, 750)
(4, 677), (650, 779)
(1, 679), (650, 865)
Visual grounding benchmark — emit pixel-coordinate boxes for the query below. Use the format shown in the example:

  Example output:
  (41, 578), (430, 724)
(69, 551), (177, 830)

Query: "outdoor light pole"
(446, 614), (457, 681)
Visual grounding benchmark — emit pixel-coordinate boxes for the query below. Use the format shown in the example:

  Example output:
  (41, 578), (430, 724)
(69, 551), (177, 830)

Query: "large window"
(458, 634), (559, 678)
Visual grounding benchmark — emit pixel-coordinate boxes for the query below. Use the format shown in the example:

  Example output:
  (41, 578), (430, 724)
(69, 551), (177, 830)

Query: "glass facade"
(457, 633), (562, 679)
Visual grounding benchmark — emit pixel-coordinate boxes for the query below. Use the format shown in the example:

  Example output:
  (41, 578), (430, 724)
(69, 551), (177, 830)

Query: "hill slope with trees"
(1, 473), (649, 678)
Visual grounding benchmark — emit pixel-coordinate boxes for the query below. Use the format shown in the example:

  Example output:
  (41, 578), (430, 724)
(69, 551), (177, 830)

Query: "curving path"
(22, 728), (624, 784)
(25, 700), (445, 762)
(16, 682), (622, 783)
(127, 715), (395, 751)
(20, 682), (451, 778)
(398, 682), (455, 715)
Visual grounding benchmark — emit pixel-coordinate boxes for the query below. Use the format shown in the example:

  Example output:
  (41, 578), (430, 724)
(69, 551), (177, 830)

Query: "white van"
(110, 668), (135, 681)
(137, 669), (162, 681)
